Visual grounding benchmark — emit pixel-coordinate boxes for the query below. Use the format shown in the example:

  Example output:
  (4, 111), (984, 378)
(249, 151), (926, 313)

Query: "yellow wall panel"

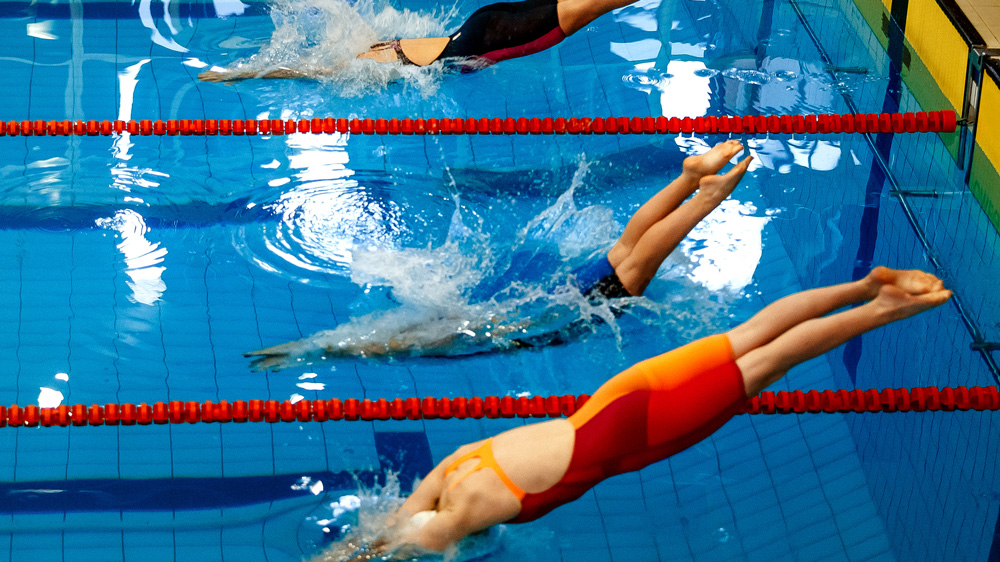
(970, 76), (1000, 231)
(905, 0), (968, 110)
(978, 75), (1000, 169)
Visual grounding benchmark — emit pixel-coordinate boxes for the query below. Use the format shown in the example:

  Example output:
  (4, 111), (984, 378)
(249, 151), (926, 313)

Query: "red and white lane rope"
(1, 385), (996, 428)
(0, 110), (958, 138)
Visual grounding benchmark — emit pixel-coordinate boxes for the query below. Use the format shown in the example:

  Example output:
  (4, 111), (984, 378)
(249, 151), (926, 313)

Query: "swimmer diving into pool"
(199, 0), (637, 81)
(313, 267), (950, 560)
(244, 141), (751, 369)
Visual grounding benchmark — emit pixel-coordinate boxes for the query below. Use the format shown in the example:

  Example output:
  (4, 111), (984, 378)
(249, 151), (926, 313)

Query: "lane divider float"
(0, 110), (959, 138)
(1, 385), (996, 428)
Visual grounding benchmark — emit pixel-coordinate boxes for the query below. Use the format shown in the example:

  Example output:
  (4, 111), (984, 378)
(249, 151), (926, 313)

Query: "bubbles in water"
(621, 68), (672, 91)
(773, 70), (798, 82)
(720, 68), (770, 85)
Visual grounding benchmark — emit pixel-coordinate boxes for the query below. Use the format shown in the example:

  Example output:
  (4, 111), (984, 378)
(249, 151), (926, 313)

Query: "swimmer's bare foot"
(682, 140), (745, 179)
(696, 154), (752, 204)
(871, 282), (951, 322)
(862, 266), (946, 300)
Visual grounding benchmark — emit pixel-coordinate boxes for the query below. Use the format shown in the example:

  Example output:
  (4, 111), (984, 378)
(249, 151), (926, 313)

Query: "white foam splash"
(221, 0), (457, 97)
(301, 472), (546, 562)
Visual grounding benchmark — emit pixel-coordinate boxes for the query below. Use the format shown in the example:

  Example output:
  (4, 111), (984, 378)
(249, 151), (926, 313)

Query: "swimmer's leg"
(733, 268), (950, 396)
(556, 0), (643, 35)
(727, 267), (944, 357)
(612, 153), (752, 295)
(609, 141), (745, 269)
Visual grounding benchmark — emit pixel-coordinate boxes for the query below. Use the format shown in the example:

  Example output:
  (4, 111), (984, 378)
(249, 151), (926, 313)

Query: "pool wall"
(849, 0), (1000, 231)
(779, 0), (1000, 558)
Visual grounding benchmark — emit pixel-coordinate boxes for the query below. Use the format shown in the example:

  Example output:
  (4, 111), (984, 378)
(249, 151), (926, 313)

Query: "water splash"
(301, 472), (549, 561)
(219, 0), (456, 97)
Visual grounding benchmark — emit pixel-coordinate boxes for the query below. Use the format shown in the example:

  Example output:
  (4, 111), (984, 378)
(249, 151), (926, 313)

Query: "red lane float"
(0, 386), (996, 428)
(0, 111), (960, 138)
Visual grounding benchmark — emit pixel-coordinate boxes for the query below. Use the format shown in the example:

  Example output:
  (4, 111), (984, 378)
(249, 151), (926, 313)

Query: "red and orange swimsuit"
(444, 334), (748, 523)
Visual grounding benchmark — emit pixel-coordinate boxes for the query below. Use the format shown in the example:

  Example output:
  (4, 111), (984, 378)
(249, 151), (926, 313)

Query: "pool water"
(0, 0), (998, 560)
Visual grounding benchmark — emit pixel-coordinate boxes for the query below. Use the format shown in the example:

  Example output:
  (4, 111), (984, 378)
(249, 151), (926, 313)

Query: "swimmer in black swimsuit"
(199, 0), (642, 81)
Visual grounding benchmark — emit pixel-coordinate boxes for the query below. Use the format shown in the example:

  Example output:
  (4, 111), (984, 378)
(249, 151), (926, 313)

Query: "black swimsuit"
(432, 0), (568, 71)
(584, 270), (632, 300)
(574, 256), (634, 300)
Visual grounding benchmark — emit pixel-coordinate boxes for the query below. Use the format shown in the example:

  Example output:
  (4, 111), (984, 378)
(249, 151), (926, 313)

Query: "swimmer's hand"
(245, 330), (359, 371)
(307, 511), (438, 562)
(198, 69), (251, 83)
(244, 337), (320, 372)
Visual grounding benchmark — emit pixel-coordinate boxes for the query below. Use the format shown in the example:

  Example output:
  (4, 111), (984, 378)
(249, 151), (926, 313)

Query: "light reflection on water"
(96, 209), (168, 305)
(237, 177), (409, 280)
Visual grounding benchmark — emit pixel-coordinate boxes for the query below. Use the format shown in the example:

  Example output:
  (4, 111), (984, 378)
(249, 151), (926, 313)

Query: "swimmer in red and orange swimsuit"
(323, 266), (950, 556)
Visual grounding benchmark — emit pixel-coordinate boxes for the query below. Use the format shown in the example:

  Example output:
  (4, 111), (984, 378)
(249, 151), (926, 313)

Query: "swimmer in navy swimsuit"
(469, 140), (753, 302)
(320, 267), (949, 556)
(246, 142), (753, 367)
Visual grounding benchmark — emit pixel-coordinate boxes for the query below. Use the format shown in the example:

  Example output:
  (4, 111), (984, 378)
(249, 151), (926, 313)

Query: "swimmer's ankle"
(678, 169), (702, 184)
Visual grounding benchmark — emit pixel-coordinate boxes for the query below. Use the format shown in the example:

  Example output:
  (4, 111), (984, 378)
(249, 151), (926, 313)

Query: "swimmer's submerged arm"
(395, 467), (445, 520)
(198, 66), (339, 83)
(415, 508), (478, 551)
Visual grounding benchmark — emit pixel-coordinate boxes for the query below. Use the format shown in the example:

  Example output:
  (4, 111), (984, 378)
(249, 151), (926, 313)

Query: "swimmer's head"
(410, 510), (437, 529)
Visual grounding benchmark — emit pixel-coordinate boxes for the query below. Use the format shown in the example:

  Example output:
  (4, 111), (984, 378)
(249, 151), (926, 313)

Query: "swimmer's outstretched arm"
(198, 66), (337, 83)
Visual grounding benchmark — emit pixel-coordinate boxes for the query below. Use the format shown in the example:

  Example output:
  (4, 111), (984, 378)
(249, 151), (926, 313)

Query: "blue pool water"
(0, 0), (999, 560)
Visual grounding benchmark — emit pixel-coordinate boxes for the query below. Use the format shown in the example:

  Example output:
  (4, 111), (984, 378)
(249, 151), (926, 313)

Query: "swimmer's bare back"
(197, 37), (449, 83)
(357, 38), (450, 65)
